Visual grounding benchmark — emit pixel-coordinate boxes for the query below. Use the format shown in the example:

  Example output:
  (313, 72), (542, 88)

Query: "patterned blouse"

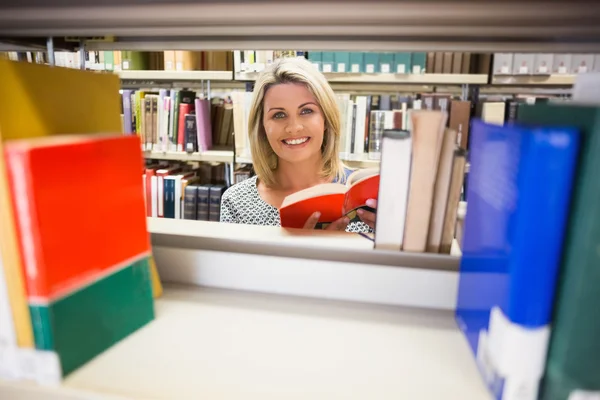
(219, 169), (372, 233)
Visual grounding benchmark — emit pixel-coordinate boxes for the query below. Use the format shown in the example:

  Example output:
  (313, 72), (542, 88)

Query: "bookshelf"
(491, 74), (576, 86)
(117, 70), (233, 81)
(0, 284), (489, 399)
(2, 1), (600, 398)
(143, 149), (234, 163)
(235, 72), (489, 85)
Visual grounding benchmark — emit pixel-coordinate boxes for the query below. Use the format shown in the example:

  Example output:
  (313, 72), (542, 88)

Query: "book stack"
(455, 102), (600, 399)
(142, 160), (248, 222)
(371, 110), (465, 254)
(0, 59), (155, 382)
(122, 90), (232, 153)
(492, 53), (600, 75)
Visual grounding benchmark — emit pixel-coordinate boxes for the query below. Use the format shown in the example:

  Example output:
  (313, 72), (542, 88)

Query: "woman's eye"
(273, 112), (286, 119)
(301, 108), (314, 115)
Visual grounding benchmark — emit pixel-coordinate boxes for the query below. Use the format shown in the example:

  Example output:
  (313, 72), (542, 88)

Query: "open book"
(280, 168), (379, 229)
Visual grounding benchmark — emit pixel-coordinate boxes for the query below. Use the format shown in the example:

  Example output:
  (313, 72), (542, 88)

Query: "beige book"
(426, 128), (458, 253)
(461, 52), (471, 74)
(433, 52), (444, 74)
(164, 51), (176, 71)
(440, 149), (467, 254)
(482, 102), (506, 126)
(403, 110), (447, 253)
(452, 53), (463, 74)
(442, 53), (454, 74)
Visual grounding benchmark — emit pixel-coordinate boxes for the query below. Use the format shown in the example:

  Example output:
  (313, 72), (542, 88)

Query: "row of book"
(1, 50), (232, 72)
(492, 53), (600, 75)
(454, 101), (599, 400)
(121, 90), (235, 152)
(142, 160), (253, 221)
(373, 110), (466, 255)
(235, 50), (492, 75)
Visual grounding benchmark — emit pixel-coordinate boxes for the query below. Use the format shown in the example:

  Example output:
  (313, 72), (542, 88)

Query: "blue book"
(456, 119), (580, 400)
(163, 177), (176, 219)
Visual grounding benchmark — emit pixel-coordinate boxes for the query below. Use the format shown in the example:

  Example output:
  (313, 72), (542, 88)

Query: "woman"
(220, 57), (376, 233)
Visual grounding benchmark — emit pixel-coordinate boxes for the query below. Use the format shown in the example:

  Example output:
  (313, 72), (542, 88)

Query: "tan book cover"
(448, 100), (471, 149)
(403, 110), (447, 253)
(433, 52), (444, 74)
(427, 129), (458, 253)
(452, 53), (463, 74)
(442, 53), (454, 74)
(482, 101), (506, 126)
(440, 149), (467, 254)
(164, 51), (176, 71)
(426, 52), (436, 73)
(461, 52), (471, 74)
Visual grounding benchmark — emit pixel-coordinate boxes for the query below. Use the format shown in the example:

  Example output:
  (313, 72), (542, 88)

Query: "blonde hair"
(247, 57), (346, 187)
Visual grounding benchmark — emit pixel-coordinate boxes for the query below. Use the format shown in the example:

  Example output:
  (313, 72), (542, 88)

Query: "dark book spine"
(184, 114), (198, 153)
(183, 185), (198, 220)
(163, 178), (175, 219)
(196, 185), (211, 221)
(208, 186), (226, 222)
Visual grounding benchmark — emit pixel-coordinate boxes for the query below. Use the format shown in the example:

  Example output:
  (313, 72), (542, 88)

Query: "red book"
(4, 134), (150, 300)
(177, 103), (192, 151)
(279, 168), (380, 229)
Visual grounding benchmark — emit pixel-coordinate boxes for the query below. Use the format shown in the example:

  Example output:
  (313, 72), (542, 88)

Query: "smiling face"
(262, 82), (325, 165)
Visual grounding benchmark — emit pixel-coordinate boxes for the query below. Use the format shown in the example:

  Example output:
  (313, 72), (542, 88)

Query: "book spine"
(185, 114), (198, 153)
(208, 187), (224, 222)
(183, 186), (198, 220)
(163, 178), (175, 219)
(122, 90), (133, 135)
(196, 186), (210, 221)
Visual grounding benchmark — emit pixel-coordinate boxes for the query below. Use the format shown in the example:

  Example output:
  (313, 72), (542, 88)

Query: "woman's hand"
(303, 212), (350, 231)
(357, 198), (377, 230)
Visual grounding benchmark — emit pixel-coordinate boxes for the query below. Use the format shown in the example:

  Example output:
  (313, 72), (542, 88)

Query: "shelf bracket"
(46, 37), (55, 66)
(79, 39), (85, 70)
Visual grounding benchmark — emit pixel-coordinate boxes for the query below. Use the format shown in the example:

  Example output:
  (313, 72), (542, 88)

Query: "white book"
(174, 175), (183, 220)
(0, 243), (17, 348)
(151, 175), (158, 218)
(374, 129), (412, 251)
(353, 96), (368, 157)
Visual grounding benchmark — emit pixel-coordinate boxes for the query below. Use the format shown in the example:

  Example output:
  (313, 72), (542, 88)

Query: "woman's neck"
(274, 154), (326, 192)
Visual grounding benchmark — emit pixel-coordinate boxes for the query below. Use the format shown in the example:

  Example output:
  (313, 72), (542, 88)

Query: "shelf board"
(491, 74), (576, 86)
(236, 72), (488, 85)
(118, 70), (233, 81)
(143, 150), (233, 163)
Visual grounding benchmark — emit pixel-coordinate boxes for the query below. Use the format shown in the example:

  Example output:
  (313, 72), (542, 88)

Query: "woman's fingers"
(358, 198), (378, 229)
(325, 216), (350, 231)
(302, 211), (321, 229)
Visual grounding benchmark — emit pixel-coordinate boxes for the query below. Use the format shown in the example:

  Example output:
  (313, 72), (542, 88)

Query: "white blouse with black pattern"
(219, 171), (372, 234)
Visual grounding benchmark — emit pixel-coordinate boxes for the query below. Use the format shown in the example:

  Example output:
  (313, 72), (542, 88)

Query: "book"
(374, 129), (412, 251)
(4, 133), (155, 377)
(456, 119), (580, 400)
(280, 168), (379, 229)
(403, 110), (447, 252)
(517, 103), (600, 400)
(0, 59), (123, 349)
(426, 128), (458, 253)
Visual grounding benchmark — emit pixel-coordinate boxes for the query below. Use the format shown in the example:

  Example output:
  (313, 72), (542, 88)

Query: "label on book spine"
(412, 65), (421, 74)
(569, 391), (600, 400)
(351, 64), (360, 73)
(380, 64), (390, 73)
(337, 63), (346, 73)
(366, 64), (375, 73)
(396, 64), (406, 74)
(322, 64), (333, 73)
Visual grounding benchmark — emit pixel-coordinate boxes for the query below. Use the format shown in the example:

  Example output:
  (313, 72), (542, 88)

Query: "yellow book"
(0, 59), (162, 345)
(149, 256), (163, 298)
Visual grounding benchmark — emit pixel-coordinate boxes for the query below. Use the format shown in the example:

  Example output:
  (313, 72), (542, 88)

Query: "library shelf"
(117, 70), (233, 81)
(143, 150), (234, 163)
(143, 151), (381, 168)
(235, 72), (489, 85)
(0, 284), (490, 400)
(491, 74), (576, 86)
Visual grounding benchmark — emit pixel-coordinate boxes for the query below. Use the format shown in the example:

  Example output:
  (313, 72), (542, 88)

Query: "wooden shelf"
(236, 72), (489, 85)
(143, 150), (234, 163)
(491, 74), (576, 86)
(118, 70), (233, 81)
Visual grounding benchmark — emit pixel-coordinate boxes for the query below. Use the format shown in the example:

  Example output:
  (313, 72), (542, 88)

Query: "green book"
(517, 103), (600, 400)
(411, 52), (427, 74)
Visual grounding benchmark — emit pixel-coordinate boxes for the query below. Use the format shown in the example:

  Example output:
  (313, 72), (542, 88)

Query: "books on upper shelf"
(279, 168), (379, 229)
(492, 52), (600, 78)
(517, 102), (600, 400)
(122, 89), (234, 153)
(456, 119), (580, 400)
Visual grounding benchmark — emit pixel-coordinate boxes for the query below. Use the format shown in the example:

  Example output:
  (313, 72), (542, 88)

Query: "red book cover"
(177, 103), (192, 150)
(279, 168), (380, 229)
(4, 134), (150, 300)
